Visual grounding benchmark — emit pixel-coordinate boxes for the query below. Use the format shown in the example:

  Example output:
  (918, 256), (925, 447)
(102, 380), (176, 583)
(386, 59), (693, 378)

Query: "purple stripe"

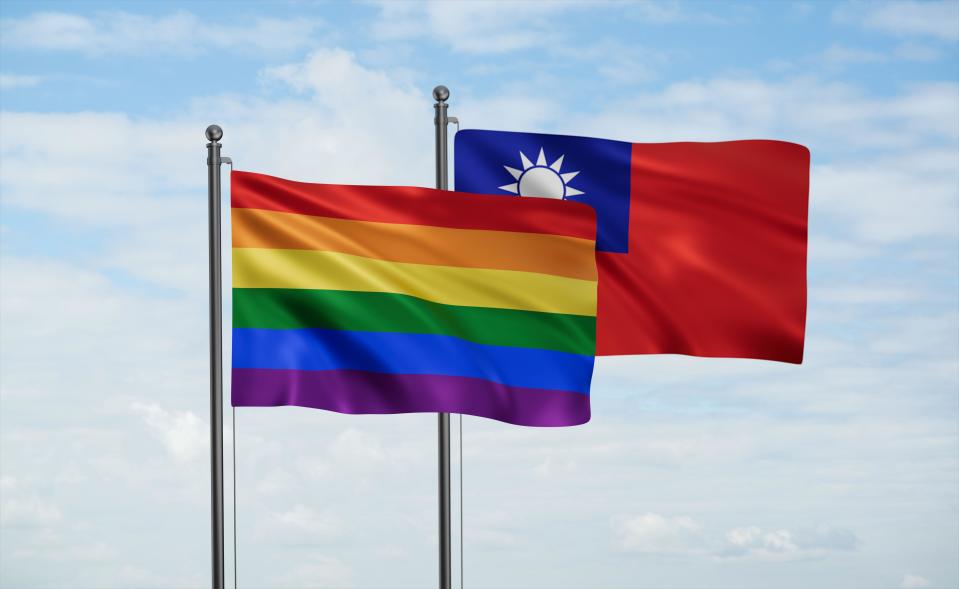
(232, 368), (590, 427)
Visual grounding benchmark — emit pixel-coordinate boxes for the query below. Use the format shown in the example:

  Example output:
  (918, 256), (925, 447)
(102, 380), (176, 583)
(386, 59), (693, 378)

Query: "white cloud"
(453, 94), (564, 136)
(374, 544), (407, 558)
(532, 454), (577, 477)
(718, 524), (858, 561)
(246, 48), (432, 186)
(821, 43), (885, 65)
(626, 0), (691, 24)
(131, 402), (207, 463)
(812, 149), (959, 243)
(0, 497), (61, 526)
(616, 513), (706, 555)
(12, 540), (116, 563)
(471, 527), (519, 550)
(552, 39), (666, 86)
(818, 40), (943, 67)
(616, 514), (858, 561)
(370, 0), (727, 53)
(322, 427), (423, 483)
(724, 527), (803, 560)
(839, 1), (959, 41)
(813, 285), (925, 305)
(254, 467), (301, 496)
(0, 111), (201, 228)
(810, 40), (946, 72)
(893, 43), (943, 61)
(0, 11), (322, 56)
(0, 73), (42, 89)
(0, 255), (208, 420)
(808, 235), (875, 261)
(371, 1), (575, 54)
(901, 573), (932, 588)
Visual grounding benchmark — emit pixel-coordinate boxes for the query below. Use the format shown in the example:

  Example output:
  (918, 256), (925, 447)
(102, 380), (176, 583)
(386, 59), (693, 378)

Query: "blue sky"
(1, 2), (957, 588)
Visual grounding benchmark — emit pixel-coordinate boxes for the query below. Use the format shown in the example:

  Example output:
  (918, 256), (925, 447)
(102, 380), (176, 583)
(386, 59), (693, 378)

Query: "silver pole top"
(432, 85), (450, 103)
(206, 124), (223, 142)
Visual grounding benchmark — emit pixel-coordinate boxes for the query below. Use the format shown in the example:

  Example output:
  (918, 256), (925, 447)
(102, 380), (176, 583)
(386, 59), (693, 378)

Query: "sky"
(0, 1), (957, 588)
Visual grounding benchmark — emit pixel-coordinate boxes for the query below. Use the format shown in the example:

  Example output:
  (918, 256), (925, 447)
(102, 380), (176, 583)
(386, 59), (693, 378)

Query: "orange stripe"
(231, 208), (597, 281)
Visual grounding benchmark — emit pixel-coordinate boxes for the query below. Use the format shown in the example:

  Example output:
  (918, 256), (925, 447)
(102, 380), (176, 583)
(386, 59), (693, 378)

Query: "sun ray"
(536, 148), (547, 166)
(550, 155), (565, 172)
(501, 148), (586, 200)
(519, 151), (534, 170)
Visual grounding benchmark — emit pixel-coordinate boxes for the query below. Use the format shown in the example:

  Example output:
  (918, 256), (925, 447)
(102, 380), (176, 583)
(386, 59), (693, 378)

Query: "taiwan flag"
(454, 130), (809, 364)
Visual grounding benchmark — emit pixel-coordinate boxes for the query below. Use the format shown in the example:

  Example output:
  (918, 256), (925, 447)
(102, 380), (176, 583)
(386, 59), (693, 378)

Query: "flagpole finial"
(433, 85), (450, 102)
(205, 124), (223, 142)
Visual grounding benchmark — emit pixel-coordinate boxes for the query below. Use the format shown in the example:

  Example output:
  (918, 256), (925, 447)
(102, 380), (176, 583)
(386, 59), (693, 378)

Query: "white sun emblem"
(498, 148), (584, 200)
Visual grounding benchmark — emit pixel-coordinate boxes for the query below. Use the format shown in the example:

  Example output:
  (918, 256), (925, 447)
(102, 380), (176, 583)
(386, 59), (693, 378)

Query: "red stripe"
(231, 171), (596, 240)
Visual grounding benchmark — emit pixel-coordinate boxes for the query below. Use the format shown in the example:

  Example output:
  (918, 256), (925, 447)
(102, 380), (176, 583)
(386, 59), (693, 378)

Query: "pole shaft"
(438, 413), (451, 588)
(433, 87), (452, 589)
(207, 128), (225, 589)
(435, 101), (449, 191)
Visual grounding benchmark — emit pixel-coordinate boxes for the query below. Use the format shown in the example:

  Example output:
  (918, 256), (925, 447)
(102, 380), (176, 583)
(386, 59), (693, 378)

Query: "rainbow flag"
(230, 171), (598, 426)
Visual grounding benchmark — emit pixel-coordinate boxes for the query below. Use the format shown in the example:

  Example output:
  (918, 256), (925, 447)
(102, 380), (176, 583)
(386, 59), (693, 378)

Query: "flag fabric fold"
(454, 130), (809, 364)
(230, 171), (598, 426)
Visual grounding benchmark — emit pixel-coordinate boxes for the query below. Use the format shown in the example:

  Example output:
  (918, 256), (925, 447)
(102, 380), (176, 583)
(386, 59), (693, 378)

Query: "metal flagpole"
(206, 124), (226, 589)
(432, 85), (453, 589)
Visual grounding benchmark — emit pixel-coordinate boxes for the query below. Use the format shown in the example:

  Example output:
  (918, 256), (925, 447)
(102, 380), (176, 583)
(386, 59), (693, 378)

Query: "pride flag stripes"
(230, 171), (598, 426)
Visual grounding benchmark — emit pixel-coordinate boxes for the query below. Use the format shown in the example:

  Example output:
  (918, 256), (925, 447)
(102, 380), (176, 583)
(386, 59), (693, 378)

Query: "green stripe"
(233, 288), (595, 355)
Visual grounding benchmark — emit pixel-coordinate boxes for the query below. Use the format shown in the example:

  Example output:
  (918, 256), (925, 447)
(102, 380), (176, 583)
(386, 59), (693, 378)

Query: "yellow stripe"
(232, 208), (597, 280)
(233, 248), (597, 317)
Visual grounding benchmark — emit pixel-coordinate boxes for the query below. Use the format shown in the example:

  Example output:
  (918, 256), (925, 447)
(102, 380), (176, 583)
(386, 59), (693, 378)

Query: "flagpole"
(206, 124), (226, 589)
(433, 85), (453, 589)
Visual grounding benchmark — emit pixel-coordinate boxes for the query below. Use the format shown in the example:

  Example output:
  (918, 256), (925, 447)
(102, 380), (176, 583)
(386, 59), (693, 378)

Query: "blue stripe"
(232, 328), (593, 395)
